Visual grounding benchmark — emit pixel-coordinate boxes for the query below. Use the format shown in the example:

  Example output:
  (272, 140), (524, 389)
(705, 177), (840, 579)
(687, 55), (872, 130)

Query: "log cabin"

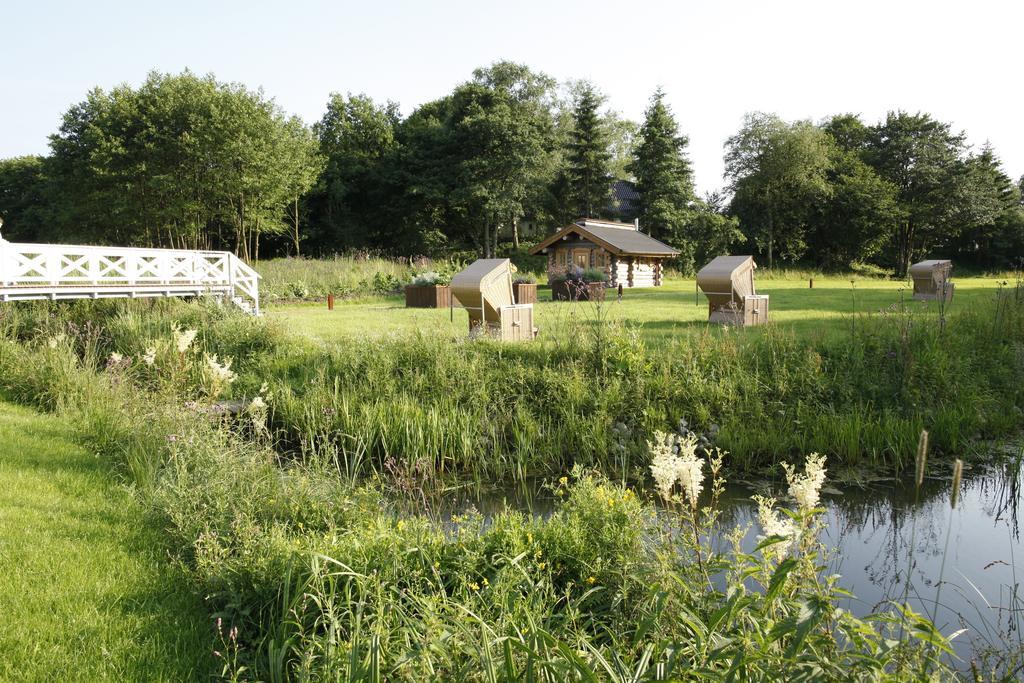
(528, 218), (679, 288)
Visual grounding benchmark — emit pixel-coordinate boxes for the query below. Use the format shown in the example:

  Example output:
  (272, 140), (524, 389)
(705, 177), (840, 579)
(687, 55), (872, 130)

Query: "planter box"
(513, 283), (538, 304)
(550, 280), (607, 302)
(404, 284), (452, 308)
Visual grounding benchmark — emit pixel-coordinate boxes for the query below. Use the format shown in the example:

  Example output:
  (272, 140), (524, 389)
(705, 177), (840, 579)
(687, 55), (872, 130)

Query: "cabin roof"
(528, 219), (680, 257)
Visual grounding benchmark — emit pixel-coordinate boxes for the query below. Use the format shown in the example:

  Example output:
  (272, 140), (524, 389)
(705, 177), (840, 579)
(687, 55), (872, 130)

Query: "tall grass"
(2, 288), (1021, 488)
(257, 255), (414, 301)
(257, 253), (549, 302)
(255, 293), (1023, 483)
(6, 295), (1013, 679)
(0, 329), (957, 677)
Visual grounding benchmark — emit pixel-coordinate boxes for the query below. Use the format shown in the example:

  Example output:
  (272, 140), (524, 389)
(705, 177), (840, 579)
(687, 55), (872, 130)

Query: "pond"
(447, 455), (1024, 670)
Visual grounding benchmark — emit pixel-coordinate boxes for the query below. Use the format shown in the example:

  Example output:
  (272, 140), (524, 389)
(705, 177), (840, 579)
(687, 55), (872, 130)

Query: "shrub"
(409, 271), (450, 286)
(513, 273), (537, 285)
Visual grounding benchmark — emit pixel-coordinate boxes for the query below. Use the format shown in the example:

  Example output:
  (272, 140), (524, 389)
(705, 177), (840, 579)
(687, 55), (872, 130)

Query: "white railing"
(0, 238), (260, 314)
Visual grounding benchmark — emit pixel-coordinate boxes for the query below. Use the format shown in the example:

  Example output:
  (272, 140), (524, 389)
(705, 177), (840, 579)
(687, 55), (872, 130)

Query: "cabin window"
(595, 251), (606, 267)
(556, 250), (566, 266)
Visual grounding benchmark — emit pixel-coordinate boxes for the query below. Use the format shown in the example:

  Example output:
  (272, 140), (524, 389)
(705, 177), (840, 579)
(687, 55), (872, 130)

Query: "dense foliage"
(1, 65), (1021, 274)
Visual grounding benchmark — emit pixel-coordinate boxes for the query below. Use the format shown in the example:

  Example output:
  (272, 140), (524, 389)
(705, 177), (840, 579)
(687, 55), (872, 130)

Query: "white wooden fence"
(0, 237), (261, 314)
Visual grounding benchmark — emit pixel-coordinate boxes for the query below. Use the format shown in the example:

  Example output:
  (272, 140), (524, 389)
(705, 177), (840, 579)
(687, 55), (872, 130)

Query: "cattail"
(915, 430), (929, 488)
(950, 459), (963, 509)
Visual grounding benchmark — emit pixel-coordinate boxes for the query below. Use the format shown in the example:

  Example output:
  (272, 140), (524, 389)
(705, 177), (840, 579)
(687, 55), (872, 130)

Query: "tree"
(46, 71), (322, 258)
(0, 156), (50, 242)
(629, 89), (696, 264)
(689, 192), (744, 267)
(808, 147), (901, 269)
(565, 83), (611, 218)
(865, 111), (970, 277)
(277, 117), (324, 256)
(822, 113), (871, 153)
(450, 62), (558, 256)
(725, 113), (832, 268)
(309, 93), (400, 252)
(948, 144), (1023, 268)
(605, 111), (639, 181)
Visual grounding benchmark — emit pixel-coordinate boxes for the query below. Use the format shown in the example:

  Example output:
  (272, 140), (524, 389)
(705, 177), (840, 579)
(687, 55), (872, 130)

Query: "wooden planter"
(404, 284), (452, 308)
(513, 283), (538, 304)
(550, 280), (607, 302)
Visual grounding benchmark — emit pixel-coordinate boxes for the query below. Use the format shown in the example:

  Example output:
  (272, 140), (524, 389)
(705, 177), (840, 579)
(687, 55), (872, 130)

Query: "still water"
(451, 457), (1024, 669)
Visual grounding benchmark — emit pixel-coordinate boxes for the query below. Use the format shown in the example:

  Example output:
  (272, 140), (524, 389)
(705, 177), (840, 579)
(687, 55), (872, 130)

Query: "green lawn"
(0, 401), (213, 681)
(267, 275), (1006, 345)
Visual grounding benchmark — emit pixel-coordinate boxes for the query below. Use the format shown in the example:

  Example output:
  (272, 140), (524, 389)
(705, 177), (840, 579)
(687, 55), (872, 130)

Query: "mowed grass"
(0, 401), (213, 681)
(268, 275), (1007, 344)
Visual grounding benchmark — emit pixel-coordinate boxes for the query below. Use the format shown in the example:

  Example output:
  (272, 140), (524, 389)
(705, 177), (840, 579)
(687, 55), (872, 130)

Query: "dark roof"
(608, 179), (639, 219)
(529, 219), (679, 257)
(612, 179), (639, 202)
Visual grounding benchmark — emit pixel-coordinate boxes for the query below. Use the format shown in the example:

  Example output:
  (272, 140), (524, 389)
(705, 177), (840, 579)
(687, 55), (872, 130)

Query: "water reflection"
(443, 459), (1024, 668)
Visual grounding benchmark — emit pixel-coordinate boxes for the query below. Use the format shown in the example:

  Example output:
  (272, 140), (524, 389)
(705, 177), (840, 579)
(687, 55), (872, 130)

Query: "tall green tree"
(865, 111), (971, 277)
(46, 71), (320, 258)
(808, 147), (901, 269)
(628, 89), (696, 264)
(689, 191), (744, 267)
(605, 111), (638, 182)
(277, 117), (324, 256)
(565, 83), (611, 218)
(451, 62), (558, 256)
(0, 156), (50, 242)
(725, 113), (832, 268)
(310, 93), (399, 252)
(948, 144), (1024, 268)
(822, 113), (871, 154)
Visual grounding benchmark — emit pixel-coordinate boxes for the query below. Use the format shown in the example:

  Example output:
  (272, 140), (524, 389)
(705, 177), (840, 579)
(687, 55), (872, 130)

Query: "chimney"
(633, 218), (640, 232)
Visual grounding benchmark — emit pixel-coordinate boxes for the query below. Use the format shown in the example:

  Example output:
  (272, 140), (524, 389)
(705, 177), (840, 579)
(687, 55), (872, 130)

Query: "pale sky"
(2, 0), (1021, 194)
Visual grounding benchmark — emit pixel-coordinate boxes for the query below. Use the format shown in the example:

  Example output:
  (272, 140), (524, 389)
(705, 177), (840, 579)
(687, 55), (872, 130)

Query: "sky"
(2, 0), (1022, 195)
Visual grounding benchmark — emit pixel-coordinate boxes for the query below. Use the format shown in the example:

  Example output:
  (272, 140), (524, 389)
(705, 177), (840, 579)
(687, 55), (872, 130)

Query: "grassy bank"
(0, 401), (213, 681)
(260, 282), (1024, 482)
(0, 326), (956, 679)
(1, 276), (1022, 486)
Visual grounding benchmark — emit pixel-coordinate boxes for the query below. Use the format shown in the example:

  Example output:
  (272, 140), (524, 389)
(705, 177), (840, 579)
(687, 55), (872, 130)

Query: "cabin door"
(574, 251), (589, 269)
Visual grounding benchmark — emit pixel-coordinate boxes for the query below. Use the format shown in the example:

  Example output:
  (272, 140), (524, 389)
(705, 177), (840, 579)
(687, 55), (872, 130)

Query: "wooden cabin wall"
(547, 249), (667, 288)
(631, 258), (657, 287)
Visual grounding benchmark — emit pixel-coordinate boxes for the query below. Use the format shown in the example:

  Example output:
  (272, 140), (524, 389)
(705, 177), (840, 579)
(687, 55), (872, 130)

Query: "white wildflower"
(246, 395), (270, 439)
(142, 346), (157, 366)
(648, 431), (705, 509)
(205, 354), (236, 385)
(782, 452), (827, 511)
(753, 495), (796, 558)
(109, 352), (123, 364)
(648, 431), (680, 501)
(675, 434), (704, 510)
(172, 324), (198, 354)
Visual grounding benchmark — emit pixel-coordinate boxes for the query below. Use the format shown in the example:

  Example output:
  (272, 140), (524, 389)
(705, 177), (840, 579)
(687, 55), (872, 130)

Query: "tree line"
(1, 65), (1021, 275)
